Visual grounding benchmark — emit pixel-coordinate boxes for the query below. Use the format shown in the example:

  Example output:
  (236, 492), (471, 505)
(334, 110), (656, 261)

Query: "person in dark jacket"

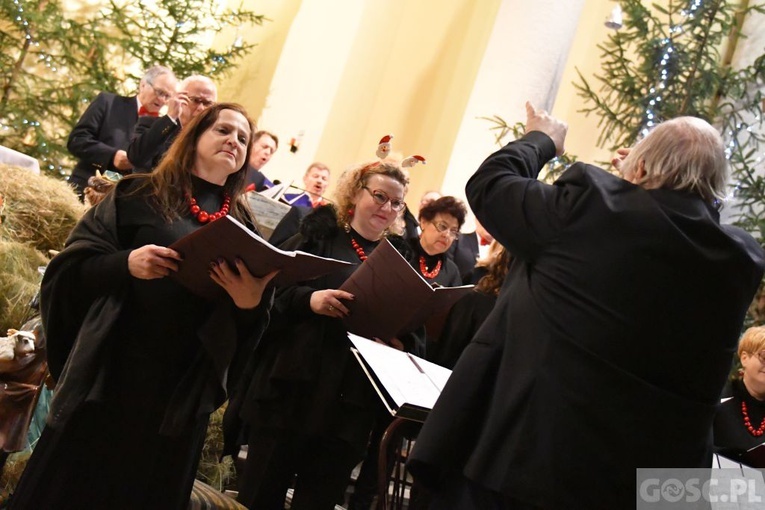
(244, 130), (278, 192)
(234, 160), (422, 510)
(407, 102), (765, 509)
(11, 104), (276, 510)
(429, 241), (510, 370)
(127, 75), (217, 173)
(714, 326), (765, 465)
(67, 65), (176, 198)
(411, 196), (466, 287)
(349, 196), (468, 510)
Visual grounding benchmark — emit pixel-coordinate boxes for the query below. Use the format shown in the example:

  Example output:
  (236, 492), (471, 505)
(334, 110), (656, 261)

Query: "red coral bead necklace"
(188, 193), (231, 224)
(419, 256), (441, 279)
(350, 236), (368, 262)
(741, 400), (765, 436)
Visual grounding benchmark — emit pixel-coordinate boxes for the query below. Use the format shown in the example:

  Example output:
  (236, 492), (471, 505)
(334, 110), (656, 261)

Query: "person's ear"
(634, 159), (647, 182)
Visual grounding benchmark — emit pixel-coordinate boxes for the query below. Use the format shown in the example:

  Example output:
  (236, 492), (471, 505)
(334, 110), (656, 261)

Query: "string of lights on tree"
(574, 0), (765, 242)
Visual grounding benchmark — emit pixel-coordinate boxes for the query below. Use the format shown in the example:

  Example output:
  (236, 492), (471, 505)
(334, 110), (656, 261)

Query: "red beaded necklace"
(350, 237), (368, 262)
(741, 400), (765, 436)
(419, 256), (442, 279)
(188, 193), (231, 224)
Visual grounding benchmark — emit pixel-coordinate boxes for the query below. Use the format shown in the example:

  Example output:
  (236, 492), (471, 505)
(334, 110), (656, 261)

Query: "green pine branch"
(0, 0), (266, 176)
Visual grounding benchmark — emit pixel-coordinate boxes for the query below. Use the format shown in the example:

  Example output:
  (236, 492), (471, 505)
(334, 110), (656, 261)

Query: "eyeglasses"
(362, 187), (406, 212)
(148, 83), (172, 101)
(431, 220), (460, 240)
(188, 96), (215, 108)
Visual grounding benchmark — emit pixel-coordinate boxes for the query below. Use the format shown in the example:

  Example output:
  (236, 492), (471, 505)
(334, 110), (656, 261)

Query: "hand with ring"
(310, 289), (354, 317)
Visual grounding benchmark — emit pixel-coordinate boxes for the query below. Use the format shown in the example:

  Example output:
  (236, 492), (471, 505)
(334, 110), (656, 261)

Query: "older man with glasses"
(67, 65), (176, 199)
(127, 75), (218, 174)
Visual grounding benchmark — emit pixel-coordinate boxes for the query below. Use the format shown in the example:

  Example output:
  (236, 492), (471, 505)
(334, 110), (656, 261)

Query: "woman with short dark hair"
(414, 196), (467, 287)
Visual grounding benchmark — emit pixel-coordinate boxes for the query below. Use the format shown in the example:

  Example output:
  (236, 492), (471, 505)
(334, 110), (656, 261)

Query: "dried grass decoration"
(0, 242), (48, 333)
(0, 164), (85, 253)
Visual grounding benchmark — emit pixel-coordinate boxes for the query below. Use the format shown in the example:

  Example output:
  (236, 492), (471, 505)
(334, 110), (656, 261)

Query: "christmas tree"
(574, 0), (765, 323)
(0, 0), (264, 177)
(487, 1), (765, 322)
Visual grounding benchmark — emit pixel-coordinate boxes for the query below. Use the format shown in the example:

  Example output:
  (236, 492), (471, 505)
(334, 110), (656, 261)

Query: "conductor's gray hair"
(621, 117), (728, 203)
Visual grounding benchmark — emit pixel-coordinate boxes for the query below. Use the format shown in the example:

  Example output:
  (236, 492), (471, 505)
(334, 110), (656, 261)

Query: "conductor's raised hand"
(310, 289), (354, 318)
(525, 101), (568, 156)
(209, 258), (279, 310)
(128, 244), (182, 280)
(611, 148), (631, 172)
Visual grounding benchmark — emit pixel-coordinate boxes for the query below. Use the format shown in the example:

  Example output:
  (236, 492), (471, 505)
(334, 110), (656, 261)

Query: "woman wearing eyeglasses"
(413, 196), (467, 287)
(714, 325), (765, 466)
(230, 160), (423, 509)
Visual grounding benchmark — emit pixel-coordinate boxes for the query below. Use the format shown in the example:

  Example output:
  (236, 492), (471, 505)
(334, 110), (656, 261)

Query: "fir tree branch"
(680, 0), (723, 115)
(0, 30), (32, 113)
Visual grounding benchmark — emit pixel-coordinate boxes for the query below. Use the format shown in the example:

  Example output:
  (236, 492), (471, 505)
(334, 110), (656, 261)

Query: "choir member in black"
(715, 326), (765, 465)
(429, 241), (510, 370)
(349, 196), (468, 510)
(407, 245), (511, 509)
(412, 196), (467, 287)
(234, 160), (420, 510)
(10, 103), (276, 510)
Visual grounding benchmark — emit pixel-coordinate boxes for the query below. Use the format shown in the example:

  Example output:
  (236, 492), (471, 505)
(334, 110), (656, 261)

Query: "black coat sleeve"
(127, 116), (178, 172)
(465, 131), (587, 262)
(67, 92), (119, 171)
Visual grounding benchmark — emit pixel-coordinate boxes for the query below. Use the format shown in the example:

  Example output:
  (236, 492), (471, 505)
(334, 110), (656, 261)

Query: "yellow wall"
(215, 0), (501, 204)
(215, 0), (302, 116)
(316, 0), (502, 203)
(215, 0), (739, 201)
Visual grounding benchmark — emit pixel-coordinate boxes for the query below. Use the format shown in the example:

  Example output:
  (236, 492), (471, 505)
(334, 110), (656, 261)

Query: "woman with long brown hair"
(11, 103), (276, 510)
(429, 240), (511, 369)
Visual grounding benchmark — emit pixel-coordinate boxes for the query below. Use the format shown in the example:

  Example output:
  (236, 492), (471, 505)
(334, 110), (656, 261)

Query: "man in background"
(268, 163), (331, 246)
(244, 130), (278, 192)
(408, 103), (765, 508)
(282, 162), (331, 208)
(127, 75), (217, 173)
(67, 65), (176, 198)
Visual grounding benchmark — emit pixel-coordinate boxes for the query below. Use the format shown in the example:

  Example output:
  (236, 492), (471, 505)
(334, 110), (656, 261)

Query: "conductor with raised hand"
(407, 102), (765, 509)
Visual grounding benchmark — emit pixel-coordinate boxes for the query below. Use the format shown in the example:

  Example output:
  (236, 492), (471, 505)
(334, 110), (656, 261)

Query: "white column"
(256, 0), (366, 186)
(441, 0), (587, 221)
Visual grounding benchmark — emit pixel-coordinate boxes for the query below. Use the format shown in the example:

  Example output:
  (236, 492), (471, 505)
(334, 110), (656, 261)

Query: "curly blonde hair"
(738, 326), (765, 359)
(333, 160), (409, 227)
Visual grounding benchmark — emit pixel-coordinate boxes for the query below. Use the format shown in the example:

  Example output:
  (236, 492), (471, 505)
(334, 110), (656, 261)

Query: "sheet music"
(245, 191), (291, 231)
(348, 333), (449, 411)
(258, 182), (290, 200)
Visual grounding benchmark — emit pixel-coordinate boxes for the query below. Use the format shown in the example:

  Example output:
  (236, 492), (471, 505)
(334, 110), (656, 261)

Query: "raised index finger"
(525, 101), (537, 119)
